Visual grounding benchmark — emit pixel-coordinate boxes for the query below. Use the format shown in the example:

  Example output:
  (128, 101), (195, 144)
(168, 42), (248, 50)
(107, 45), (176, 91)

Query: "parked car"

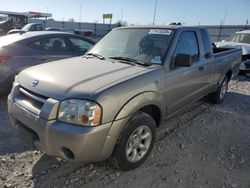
(7, 23), (44, 35)
(46, 27), (63, 31)
(73, 29), (94, 36)
(8, 26), (241, 171)
(216, 30), (250, 75)
(0, 31), (94, 94)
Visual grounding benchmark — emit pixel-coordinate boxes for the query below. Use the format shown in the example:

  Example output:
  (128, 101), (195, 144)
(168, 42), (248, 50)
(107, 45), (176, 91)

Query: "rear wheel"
(209, 76), (228, 104)
(112, 111), (156, 171)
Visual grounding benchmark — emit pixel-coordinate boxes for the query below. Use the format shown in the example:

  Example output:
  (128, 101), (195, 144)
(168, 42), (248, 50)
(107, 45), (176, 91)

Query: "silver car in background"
(216, 30), (250, 75)
(0, 31), (94, 94)
(7, 23), (44, 35)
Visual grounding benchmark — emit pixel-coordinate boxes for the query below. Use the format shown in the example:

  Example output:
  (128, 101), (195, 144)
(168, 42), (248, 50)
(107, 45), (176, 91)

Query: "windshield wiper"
(84, 53), (105, 60)
(108, 56), (149, 66)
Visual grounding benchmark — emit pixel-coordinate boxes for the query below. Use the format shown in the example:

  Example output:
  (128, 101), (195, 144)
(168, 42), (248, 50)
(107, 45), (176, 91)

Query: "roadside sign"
(103, 14), (112, 19)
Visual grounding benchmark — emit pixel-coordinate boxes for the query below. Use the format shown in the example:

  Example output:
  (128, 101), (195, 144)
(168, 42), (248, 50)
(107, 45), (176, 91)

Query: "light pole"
(79, 4), (82, 22)
(153, 0), (158, 25)
(79, 4), (82, 29)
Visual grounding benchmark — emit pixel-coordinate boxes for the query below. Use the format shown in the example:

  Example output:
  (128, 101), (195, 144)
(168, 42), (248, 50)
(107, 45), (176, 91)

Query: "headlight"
(58, 99), (102, 126)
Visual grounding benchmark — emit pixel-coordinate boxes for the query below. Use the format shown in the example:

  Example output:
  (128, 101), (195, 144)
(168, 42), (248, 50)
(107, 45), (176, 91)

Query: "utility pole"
(218, 20), (223, 41)
(79, 4), (82, 29)
(152, 0), (158, 25)
(222, 8), (227, 25)
(79, 4), (82, 22)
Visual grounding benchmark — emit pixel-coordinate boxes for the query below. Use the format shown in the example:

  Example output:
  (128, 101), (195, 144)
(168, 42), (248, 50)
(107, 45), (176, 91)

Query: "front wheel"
(112, 111), (156, 171)
(209, 76), (229, 104)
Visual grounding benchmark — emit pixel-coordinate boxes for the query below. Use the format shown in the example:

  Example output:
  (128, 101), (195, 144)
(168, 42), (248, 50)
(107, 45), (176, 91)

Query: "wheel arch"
(217, 69), (232, 88)
(97, 91), (164, 161)
(114, 91), (164, 126)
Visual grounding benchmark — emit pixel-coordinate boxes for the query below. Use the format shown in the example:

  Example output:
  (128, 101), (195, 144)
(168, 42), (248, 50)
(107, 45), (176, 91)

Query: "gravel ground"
(0, 76), (250, 188)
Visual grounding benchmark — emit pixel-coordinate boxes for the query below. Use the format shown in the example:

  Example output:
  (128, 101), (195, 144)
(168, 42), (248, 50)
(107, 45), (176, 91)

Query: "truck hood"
(18, 57), (150, 100)
(215, 41), (250, 55)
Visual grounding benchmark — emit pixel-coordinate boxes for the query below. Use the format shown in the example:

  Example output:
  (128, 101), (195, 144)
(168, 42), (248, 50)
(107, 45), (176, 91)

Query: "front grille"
(15, 86), (48, 114)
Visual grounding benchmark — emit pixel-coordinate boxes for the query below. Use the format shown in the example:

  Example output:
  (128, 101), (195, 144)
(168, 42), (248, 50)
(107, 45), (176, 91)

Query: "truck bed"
(213, 47), (241, 60)
(213, 47), (242, 79)
(213, 47), (241, 58)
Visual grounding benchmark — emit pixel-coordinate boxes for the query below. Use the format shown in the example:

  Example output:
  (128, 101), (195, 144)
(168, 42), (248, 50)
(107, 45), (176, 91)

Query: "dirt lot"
(0, 76), (250, 188)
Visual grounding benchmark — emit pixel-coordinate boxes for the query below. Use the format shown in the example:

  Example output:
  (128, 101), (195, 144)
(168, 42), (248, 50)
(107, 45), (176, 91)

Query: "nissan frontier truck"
(8, 26), (242, 171)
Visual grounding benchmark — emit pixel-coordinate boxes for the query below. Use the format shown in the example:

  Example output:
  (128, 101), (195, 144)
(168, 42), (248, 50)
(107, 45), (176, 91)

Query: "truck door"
(164, 30), (206, 115)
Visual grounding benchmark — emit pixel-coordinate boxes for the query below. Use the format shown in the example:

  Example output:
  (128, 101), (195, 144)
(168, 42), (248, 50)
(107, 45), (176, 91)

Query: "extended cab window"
(172, 31), (199, 69)
(200, 29), (212, 58)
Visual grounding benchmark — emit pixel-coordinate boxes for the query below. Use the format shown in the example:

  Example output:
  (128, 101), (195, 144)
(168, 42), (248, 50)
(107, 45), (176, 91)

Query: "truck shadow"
(31, 154), (113, 188)
(156, 91), (250, 142)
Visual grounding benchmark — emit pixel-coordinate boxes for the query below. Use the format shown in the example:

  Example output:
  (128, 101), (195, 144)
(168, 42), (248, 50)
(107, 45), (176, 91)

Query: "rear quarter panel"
(214, 48), (242, 85)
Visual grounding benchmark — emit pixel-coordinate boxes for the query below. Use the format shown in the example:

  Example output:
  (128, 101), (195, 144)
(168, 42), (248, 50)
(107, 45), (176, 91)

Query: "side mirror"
(174, 54), (192, 67)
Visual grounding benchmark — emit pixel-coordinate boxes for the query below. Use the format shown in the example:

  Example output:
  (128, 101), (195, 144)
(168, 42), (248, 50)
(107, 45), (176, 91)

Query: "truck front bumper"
(8, 96), (116, 163)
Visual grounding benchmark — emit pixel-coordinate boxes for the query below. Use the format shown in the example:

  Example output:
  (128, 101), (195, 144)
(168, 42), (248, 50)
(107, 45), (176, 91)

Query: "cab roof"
(114, 25), (204, 31)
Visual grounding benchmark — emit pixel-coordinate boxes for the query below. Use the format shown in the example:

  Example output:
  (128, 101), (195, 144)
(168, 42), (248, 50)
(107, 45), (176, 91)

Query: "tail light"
(0, 56), (11, 63)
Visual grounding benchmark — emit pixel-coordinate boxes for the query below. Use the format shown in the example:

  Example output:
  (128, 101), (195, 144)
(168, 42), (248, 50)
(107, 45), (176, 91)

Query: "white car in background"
(216, 30), (250, 75)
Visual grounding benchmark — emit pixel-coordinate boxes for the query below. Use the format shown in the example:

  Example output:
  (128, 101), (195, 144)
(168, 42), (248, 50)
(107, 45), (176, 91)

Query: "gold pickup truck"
(8, 26), (241, 171)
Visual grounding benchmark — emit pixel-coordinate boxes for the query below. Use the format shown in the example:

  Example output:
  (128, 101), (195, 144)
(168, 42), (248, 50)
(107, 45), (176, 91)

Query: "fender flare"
(216, 68), (232, 92)
(114, 91), (164, 121)
(98, 91), (164, 161)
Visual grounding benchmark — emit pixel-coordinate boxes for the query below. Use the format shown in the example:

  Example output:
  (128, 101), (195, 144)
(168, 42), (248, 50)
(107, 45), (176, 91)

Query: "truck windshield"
(226, 33), (250, 44)
(88, 28), (175, 65)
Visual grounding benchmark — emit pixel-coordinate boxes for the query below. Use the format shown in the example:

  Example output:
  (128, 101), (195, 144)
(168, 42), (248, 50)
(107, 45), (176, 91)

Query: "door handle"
(198, 66), (204, 71)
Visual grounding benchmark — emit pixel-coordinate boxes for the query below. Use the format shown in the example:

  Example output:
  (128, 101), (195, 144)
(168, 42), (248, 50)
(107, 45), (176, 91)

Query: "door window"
(29, 37), (69, 51)
(172, 31), (199, 69)
(69, 37), (93, 54)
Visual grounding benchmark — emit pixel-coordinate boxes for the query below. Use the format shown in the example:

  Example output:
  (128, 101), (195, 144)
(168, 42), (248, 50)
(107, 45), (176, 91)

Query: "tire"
(209, 76), (228, 104)
(112, 111), (156, 171)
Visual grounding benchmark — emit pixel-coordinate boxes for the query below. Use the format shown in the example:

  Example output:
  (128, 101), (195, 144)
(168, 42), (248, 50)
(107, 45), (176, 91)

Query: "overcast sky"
(1, 0), (249, 25)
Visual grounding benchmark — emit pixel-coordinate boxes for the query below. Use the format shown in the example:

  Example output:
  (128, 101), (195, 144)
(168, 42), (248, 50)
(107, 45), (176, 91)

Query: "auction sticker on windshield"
(149, 29), (172, 35)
